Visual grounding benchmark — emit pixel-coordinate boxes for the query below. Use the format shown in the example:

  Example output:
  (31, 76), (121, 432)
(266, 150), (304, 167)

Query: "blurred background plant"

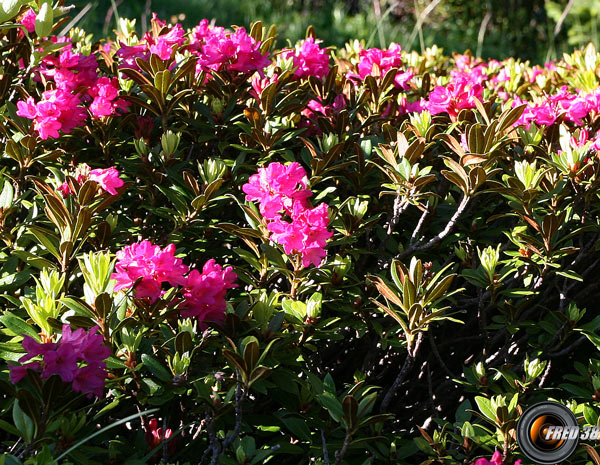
(71, 0), (598, 63)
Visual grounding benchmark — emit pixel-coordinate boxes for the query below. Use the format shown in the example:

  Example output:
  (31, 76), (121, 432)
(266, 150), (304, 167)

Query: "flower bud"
(160, 130), (180, 157)
(199, 158), (227, 185)
(321, 133), (339, 153)
(134, 138), (149, 157)
(210, 97), (225, 115)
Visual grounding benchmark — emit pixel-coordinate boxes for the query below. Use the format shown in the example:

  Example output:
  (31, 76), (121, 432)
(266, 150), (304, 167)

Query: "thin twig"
(321, 429), (331, 465)
(162, 416), (168, 463)
(539, 360), (552, 388)
(410, 201), (430, 245)
(380, 332), (424, 413)
(335, 431), (352, 465)
(222, 378), (245, 451)
(548, 335), (587, 358)
(397, 195), (469, 261)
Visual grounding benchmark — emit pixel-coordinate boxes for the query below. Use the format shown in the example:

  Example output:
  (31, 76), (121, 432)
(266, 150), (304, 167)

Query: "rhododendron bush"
(4, 2), (600, 464)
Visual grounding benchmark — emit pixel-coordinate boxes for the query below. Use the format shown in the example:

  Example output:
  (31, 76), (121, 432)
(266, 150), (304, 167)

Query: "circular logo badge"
(516, 401), (579, 464)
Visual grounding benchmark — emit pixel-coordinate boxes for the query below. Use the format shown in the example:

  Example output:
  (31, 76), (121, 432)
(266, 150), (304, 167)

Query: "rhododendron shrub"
(3, 4), (600, 465)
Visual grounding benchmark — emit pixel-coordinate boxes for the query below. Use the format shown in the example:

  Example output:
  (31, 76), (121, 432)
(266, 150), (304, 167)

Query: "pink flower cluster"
(17, 89), (88, 140)
(19, 8), (36, 34)
(243, 162), (333, 268)
(111, 241), (237, 324)
(189, 20), (271, 74)
(280, 38), (330, 79)
(58, 163), (124, 197)
(112, 241), (189, 301)
(116, 15), (185, 67)
(471, 451), (521, 465)
(88, 77), (130, 118)
(427, 75), (483, 119)
(180, 260), (238, 321)
(513, 86), (600, 128)
(16, 44), (129, 139)
(348, 44), (413, 89)
(10, 325), (111, 398)
(117, 15), (269, 76)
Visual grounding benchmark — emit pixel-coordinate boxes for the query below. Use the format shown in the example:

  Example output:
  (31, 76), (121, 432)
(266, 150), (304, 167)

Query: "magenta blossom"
(242, 162), (312, 219)
(9, 325), (111, 398)
(281, 38), (330, 79)
(190, 20), (270, 75)
(88, 77), (130, 118)
(111, 241), (189, 302)
(268, 201), (333, 268)
(243, 162), (333, 268)
(19, 8), (36, 34)
(471, 451), (521, 465)
(427, 76), (483, 119)
(89, 167), (125, 195)
(16, 89), (87, 139)
(180, 259), (238, 324)
(58, 164), (124, 197)
(348, 43), (413, 89)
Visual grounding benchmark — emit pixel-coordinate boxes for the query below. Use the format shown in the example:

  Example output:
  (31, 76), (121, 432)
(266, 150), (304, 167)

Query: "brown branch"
(380, 332), (424, 413)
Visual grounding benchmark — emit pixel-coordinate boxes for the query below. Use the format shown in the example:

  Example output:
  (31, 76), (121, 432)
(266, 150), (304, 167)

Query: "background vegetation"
(70, 0), (600, 63)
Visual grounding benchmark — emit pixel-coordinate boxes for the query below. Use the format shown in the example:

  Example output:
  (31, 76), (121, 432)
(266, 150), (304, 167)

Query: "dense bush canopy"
(2, 1), (600, 464)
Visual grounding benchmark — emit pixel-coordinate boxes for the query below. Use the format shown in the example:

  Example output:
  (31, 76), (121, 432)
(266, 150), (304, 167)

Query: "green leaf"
(281, 416), (311, 442)
(0, 179), (13, 209)
(318, 392), (343, 422)
(0, 314), (40, 341)
(12, 400), (34, 443)
(140, 354), (171, 382)
(474, 396), (497, 424)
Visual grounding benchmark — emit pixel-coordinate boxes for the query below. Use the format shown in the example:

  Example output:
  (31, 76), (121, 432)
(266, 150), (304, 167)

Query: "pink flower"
(348, 43), (412, 89)
(281, 38), (330, 79)
(427, 76), (483, 119)
(112, 241), (189, 302)
(268, 202), (333, 268)
(88, 77), (130, 118)
(72, 365), (107, 398)
(471, 451), (521, 465)
(116, 43), (149, 71)
(561, 96), (589, 125)
(243, 162), (333, 268)
(190, 21), (270, 75)
(180, 259), (238, 323)
(58, 164), (124, 197)
(89, 167), (125, 195)
(9, 362), (41, 384)
(250, 73), (279, 101)
(20, 8), (36, 34)
(242, 162), (312, 219)
(9, 325), (110, 398)
(399, 97), (427, 115)
(147, 24), (185, 60)
(145, 418), (177, 456)
(40, 49), (99, 92)
(16, 89), (87, 139)
(42, 343), (79, 382)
